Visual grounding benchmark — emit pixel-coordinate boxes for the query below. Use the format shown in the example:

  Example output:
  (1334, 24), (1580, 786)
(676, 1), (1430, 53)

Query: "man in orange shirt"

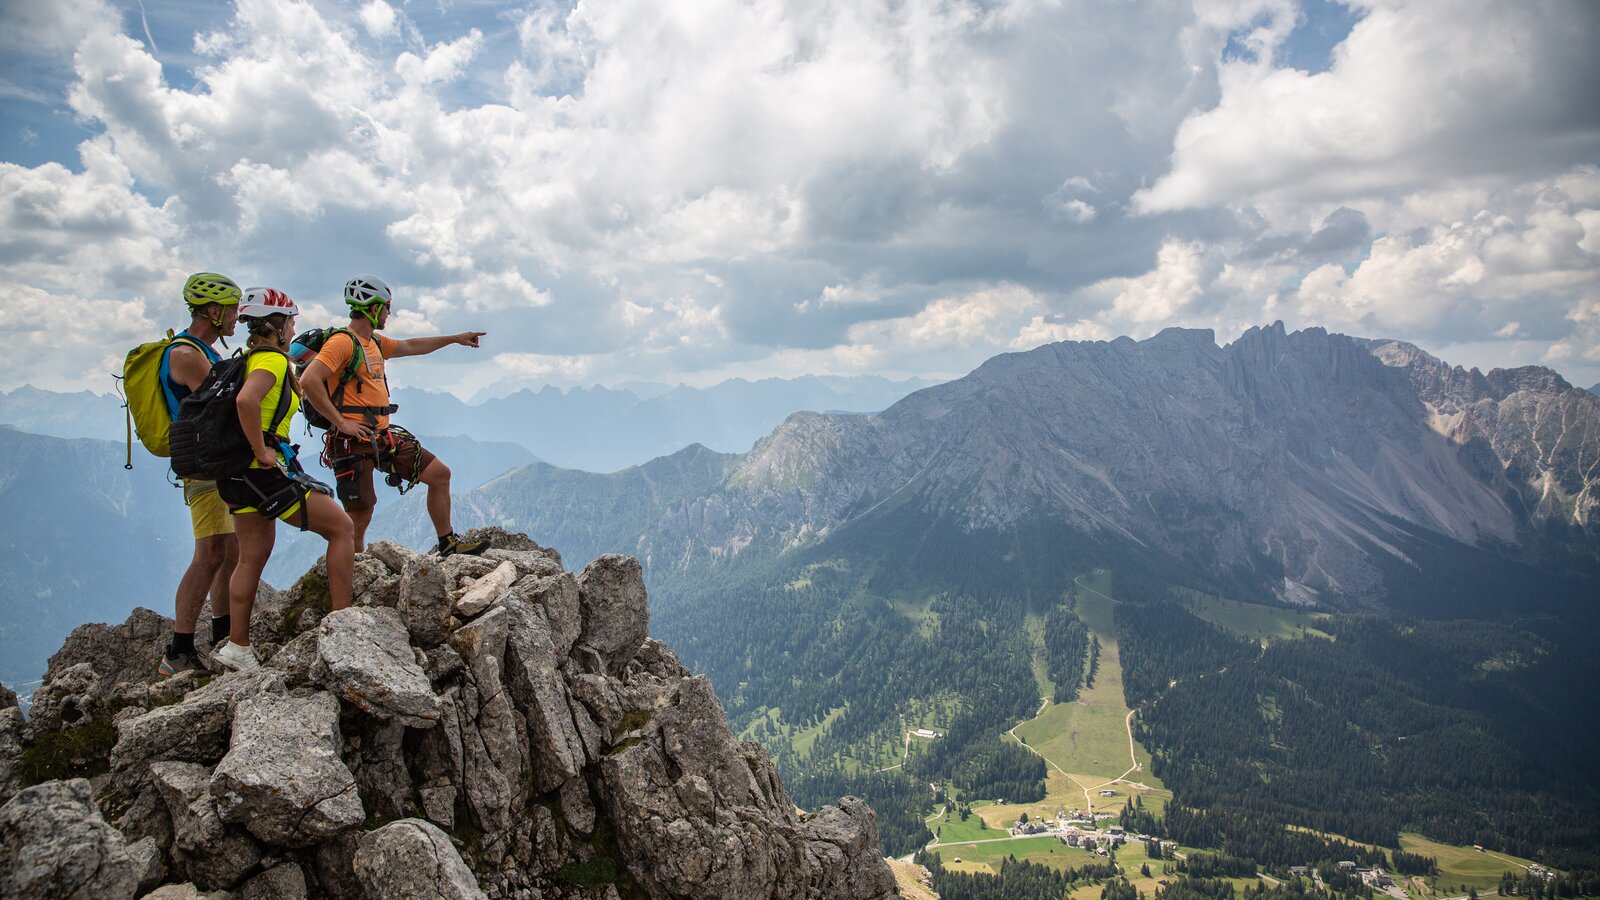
(299, 275), (488, 557)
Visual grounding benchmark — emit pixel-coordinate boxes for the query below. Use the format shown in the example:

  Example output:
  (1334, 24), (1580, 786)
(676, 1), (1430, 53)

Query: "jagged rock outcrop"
(0, 526), (899, 900)
(0, 778), (139, 898)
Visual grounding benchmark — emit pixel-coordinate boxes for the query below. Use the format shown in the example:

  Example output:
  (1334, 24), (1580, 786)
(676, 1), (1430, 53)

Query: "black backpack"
(169, 349), (294, 481)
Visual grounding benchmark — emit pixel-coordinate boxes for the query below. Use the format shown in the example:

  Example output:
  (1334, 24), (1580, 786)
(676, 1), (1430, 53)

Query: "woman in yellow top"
(213, 288), (355, 671)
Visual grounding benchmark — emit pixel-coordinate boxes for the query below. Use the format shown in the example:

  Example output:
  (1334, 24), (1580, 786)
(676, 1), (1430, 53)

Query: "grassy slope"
(1012, 574), (1168, 818)
(1172, 587), (1334, 643)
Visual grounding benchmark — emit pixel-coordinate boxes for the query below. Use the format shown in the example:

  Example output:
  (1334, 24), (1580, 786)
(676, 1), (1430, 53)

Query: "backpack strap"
(246, 348), (296, 447)
(326, 330), (396, 422)
(158, 333), (211, 420)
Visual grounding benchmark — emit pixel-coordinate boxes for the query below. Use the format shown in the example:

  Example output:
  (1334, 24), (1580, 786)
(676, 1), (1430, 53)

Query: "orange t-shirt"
(315, 331), (399, 429)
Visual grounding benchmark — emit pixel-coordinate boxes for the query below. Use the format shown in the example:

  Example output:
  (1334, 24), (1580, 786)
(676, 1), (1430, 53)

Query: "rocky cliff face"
(453, 324), (1600, 606)
(0, 528), (899, 900)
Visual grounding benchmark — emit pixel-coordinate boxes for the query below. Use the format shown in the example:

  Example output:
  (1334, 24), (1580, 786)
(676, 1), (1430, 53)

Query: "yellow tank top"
(245, 351), (301, 466)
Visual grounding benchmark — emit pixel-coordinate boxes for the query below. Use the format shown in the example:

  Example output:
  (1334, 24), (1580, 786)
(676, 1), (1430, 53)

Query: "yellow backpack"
(117, 331), (207, 468)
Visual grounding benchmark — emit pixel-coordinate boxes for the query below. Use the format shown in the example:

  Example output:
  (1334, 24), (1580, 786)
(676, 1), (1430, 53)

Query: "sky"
(1, 0), (1598, 399)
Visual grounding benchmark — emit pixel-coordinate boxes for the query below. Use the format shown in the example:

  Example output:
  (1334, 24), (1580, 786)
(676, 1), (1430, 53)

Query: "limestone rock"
(210, 691), (363, 847)
(453, 559), (517, 616)
(14, 534), (899, 900)
(140, 885), (231, 900)
(442, 553), (500, 585)
(263, 628), (320, 687)
(237, 862), (309, 900)
(0, 706), (24, 803)
(484, 548), (564, 578)
(149, 761), (261, 890)
(799, 796), (900, 900)
(576, 555), (649, 675)
(311, 606), (441, 727)
(503, 599), (585, 792)
(521, 572), (580, 657)
(398, 556), (452, 649)
(0, 778), (138, 900)
(353, 819), (486, 900)
(125, 835), (166, 895)
(111, 670), (287, 780)
(363, 539), (422, 575)
(209, 688), (363, 845)
(24, 662), (102, 737)
(351, 555), (399, 609)
(463, 525), (555, 564)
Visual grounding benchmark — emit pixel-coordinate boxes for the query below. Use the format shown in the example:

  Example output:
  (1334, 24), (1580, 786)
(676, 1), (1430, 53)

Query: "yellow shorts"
(183, 479), (235, 539)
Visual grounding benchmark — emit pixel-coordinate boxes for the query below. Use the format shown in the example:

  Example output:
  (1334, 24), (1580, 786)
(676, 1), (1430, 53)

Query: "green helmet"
(183, 272), (242, 309)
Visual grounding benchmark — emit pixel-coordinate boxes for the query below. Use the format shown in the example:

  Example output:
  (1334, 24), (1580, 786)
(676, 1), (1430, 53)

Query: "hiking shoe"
(213, 640), (260, 672)
(158, 648), (204, 677)
(438, 532), (488, 557)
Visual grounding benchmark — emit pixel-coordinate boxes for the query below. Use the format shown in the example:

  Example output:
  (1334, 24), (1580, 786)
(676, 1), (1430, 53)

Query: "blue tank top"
(159, 331), (222, 418)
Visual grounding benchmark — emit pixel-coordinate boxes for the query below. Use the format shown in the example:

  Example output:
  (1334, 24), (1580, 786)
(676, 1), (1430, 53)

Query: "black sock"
(211, 615), (231, 644)
(438, 533), (454, 550)
(171, 631), (195, 656)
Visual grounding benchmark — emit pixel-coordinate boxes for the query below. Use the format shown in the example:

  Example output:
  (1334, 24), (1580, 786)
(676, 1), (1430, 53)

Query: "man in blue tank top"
(157, 273), (242, 676)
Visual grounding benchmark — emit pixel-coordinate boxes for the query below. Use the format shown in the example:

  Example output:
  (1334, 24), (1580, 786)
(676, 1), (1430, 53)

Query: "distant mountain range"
(0, 427), (193, 695)
(0, 374), (931, 474)
(398, 323), (1600, 610)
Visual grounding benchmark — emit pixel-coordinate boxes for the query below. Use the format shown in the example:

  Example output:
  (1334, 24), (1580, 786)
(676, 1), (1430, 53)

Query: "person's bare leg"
(175, 535), (228, 636)
(420, 458), (453, 537)
(228, 513), (276, 648)
(205, 534), (238, 642)
(304, 493), (355, 610)
(347, 504), (374, 554)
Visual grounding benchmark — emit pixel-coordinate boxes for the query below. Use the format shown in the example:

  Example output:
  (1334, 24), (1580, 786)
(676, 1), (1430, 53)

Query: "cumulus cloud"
(2, 0), (1598, 395)
(358, 0), (397, 39)
(1137, 0), (1600, 212)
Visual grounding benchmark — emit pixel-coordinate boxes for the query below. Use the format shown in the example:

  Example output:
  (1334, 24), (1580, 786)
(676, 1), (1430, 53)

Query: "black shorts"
(217, 466), (312, 529)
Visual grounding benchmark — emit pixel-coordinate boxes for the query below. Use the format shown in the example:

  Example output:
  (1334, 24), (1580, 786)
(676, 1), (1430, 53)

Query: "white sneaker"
(213, 640), (260, 672)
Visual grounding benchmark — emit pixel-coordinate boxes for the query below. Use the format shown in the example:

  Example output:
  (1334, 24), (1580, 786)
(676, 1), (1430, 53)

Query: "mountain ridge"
(428, 323), (1599, 609)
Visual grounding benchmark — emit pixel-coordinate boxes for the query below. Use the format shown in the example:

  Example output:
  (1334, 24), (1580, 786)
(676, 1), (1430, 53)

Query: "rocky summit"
(0, 527), (899, 900)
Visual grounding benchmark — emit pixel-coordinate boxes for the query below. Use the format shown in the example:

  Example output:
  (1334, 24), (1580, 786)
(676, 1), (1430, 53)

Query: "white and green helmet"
(344, 275), (392, 309)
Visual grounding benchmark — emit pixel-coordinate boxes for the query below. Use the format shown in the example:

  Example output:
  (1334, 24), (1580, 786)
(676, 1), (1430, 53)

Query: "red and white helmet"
(238, 287), (300, 319)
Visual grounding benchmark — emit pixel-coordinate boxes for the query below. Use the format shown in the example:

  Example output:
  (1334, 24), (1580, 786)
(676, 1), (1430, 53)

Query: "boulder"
(149, 761), (261, 890)
(362, 539), (422, 575)
(124, 835), (166, 895)
(442, 553), (500, 585)
(140, 885), (231, 900)
(353, 819), (487, 900)
(503, 600), (586, 792)
(0, 778), (138, 900)
(521, 572), (580, 657)
(351, 555), (399, 609)
(461, 526), (554, 563)
(575, 555), (649, 674)
(110, 670), (287, 779)
(447, 607), (523, 838)
(24, 662), (102, 737)
(454, 559), (518, 616)
(483, 548), (564, 578)
(36, 608), (170, 714)
(210, 691), (363, 847)
(799, 796), (900, 900)
(398, 556), (452, 649)
(311, 607), (442, 727)
(237, 862), (309, 900)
